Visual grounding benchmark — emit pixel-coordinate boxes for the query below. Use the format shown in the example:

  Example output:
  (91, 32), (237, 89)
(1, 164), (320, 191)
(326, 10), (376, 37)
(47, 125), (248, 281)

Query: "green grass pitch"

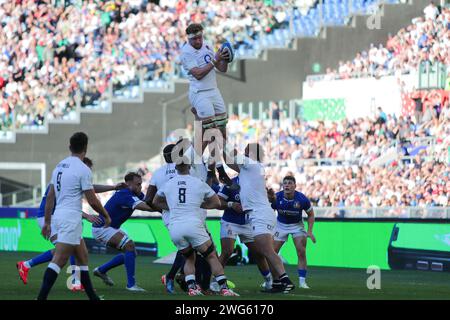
(1, 251), (449, 300)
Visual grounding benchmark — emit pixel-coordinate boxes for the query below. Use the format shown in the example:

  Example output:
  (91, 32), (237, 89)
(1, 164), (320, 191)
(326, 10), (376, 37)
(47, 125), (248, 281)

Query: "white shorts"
(189, 88), (226, 118)
(248, 208), (277, 237)
(273, 221), (307, 242)
(37, 217), (58, 245)
(169, 222), (210, 251)
(52, 217), (83, 246)
(92, 226), (128, 246)
(220, 220), (254, 243)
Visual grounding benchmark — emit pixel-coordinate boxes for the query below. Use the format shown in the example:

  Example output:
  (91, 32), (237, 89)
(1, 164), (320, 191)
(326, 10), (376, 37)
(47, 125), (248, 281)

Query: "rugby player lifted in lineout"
(180, 23), (237, 191)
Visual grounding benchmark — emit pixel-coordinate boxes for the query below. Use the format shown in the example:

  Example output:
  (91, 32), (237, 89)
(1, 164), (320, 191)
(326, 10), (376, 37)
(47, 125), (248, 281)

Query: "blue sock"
(98, 254), (125, 274)
(69, 255), (78, 282)
(298, 269), (307, 278)
(124, 251), (136, 288)
(29, 250), (53, 267)
(70, 255), (76, 275)
(260, 269), (271, 278)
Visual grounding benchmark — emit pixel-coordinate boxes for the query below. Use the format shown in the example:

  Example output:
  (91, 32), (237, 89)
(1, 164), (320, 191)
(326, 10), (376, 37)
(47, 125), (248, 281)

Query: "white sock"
(24, 261), (31, 268)
(48, 262), (61, 274)
(299, 277), (306, 284)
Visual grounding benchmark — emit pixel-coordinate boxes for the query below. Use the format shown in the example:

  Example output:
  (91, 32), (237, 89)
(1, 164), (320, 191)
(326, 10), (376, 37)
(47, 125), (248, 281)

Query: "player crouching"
(92, 172), (155, 292)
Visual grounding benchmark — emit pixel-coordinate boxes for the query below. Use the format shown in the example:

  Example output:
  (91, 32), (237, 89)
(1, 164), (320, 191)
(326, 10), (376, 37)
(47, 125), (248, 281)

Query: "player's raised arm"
(93, 182), (127, 193)
(42, 184), (55, 239)
(267, 187), (276, 203)
(223, 147), (241, 173)
(133, 202), (157, 212)
(84, 189), (111, 228)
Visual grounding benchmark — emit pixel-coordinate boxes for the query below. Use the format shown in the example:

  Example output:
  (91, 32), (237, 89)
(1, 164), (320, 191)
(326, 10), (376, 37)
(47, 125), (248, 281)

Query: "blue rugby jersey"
(271, 191), (312, 224)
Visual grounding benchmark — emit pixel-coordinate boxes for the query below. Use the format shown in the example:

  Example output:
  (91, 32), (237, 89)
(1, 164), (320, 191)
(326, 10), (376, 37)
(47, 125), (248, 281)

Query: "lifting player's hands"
(232, 202), (243, 213)
(266, 187), (276, 202)
(215, 48), (230, 62)
(41, 223), (51, 240)
(307, 231), (316, 244)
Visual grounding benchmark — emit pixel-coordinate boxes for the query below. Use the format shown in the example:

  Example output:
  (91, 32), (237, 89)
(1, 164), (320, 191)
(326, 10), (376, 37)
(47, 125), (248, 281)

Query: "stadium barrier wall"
(1, 216), (448, 270)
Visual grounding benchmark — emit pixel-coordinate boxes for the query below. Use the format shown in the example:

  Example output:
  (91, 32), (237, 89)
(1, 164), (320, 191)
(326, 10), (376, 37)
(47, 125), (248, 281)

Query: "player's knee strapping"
(200, 243), (215, 259)
(214, 114), (228, 129)
(117, 236), (131, 250)
(202, 118), (216, 130)
(182, 247), (195, 258)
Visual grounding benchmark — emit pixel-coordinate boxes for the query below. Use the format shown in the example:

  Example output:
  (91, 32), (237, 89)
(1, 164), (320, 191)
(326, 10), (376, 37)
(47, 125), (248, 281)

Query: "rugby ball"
(220, 41), (234, 63)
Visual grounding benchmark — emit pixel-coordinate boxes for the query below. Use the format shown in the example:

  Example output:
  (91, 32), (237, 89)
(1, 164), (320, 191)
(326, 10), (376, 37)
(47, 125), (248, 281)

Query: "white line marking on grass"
(289, 294), (328, 299)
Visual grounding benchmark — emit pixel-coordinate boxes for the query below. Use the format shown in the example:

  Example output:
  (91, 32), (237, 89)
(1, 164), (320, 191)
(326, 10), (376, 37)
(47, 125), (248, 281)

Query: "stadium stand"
(312, 3), (450, 80)
(1, 0), (448, 218)
(165, 103), (449, 211)
(0, 0), (400, 133)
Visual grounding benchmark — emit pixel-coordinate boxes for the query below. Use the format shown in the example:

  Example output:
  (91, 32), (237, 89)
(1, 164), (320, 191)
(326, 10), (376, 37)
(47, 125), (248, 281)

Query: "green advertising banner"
(391, 223), (450, 252)
(302, 99), (346, 121)
(1, 218), (449, 270)
(0, 219), (53, 252)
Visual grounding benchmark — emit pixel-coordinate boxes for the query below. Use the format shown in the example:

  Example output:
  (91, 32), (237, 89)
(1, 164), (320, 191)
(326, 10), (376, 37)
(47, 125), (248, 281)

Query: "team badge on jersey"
(204, 54), (212, 64)
(294, 202), (301, 209)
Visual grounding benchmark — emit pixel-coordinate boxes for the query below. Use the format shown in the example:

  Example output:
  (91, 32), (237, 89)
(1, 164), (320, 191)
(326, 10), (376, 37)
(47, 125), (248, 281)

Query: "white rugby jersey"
(180, 41), (218, 92)
(149, 158), (207, 222)
(157, 174), (216, 225)
(50, 156), (93, 223)
(149, 163), (177, 223)
(149, 163), (177, 189)
(238, 157), (272, 211)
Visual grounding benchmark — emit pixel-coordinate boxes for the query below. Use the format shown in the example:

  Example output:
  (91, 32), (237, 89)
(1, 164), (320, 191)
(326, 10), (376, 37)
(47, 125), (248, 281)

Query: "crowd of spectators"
(322, 2), (450, 80)
(151, 102), (448, 214)
(2, 0), (446, 134)
(259, 108), (449, 211)
(0, 0), (300, 132)
(82, 101), (448, 216)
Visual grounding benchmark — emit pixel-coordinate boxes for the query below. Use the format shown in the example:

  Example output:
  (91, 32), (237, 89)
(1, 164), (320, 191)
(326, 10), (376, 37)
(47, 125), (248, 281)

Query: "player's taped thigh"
(181, 247), (195, 258)
(214, 114), (228, 129)
(117, 235), (131, 250)
(199, 243), (215, 259)
(202, 117), (216, 130)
